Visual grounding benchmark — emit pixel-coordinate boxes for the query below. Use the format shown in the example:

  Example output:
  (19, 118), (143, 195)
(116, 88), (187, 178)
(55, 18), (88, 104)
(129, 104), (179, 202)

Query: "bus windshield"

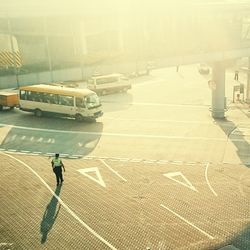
(86, 94), (100, 108)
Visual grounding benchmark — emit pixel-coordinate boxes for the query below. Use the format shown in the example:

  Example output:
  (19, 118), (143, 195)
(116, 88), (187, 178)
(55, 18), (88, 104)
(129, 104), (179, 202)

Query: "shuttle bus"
(87, 73), (131, 96)
(19, 84), (103, 121)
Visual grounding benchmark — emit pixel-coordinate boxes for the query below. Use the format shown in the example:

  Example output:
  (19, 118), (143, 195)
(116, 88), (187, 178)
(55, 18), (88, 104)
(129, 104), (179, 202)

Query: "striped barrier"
(0, 51), (22, 67)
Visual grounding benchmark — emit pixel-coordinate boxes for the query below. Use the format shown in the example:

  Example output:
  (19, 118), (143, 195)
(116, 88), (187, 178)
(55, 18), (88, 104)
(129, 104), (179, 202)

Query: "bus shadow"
(5, 108), (101, 130)
(40, 185), (62, 244)
(0, 111), (104, 157)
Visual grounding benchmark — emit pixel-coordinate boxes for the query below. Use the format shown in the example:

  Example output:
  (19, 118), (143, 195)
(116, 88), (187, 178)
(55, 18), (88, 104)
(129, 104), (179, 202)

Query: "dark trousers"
(53, 167), (63, 184)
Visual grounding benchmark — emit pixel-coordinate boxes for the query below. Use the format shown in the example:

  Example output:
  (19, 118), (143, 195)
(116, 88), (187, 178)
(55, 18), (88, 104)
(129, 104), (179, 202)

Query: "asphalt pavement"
(0, 66), (250, 249)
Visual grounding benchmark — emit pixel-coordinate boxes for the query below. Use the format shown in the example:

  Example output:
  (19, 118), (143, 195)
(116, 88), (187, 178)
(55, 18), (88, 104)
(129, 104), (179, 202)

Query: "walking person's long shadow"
(40, 185), (62, 244)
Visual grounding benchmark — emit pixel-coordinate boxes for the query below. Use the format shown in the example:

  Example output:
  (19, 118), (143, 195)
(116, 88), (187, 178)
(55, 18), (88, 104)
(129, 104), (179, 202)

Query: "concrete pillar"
(79, 20), (88, 81)
(211, 62), (226, 119)
(43, 17), (54, 82)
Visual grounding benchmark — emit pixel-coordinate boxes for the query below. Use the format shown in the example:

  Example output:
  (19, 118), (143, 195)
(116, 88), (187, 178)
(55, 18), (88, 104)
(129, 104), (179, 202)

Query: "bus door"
(56, 95), (75, 115)
(75, 97), (87, 114)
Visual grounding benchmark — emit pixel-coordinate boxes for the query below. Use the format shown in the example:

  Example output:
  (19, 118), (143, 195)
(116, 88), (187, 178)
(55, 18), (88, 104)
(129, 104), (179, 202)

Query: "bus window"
(42, 93), (51, 103)
(26, 91), (33, 101)
(59, 95), (74, 106)
(76, 97), (85, 108)
(86, 94), (100, 108)
(48, 93), (59, 104)
(20, 90), (27, 100)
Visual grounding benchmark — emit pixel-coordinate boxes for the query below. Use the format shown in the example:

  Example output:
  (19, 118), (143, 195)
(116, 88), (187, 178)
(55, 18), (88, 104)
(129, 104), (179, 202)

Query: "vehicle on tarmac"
(87, 73), (131, 96)
(18, 84), (103, 121)
(0, 92), (19, 111)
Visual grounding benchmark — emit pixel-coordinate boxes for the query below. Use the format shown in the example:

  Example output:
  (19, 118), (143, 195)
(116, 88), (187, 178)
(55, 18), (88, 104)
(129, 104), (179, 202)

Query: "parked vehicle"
(0, 92), (19, 111)
(19, 84), (103, 121)
(87, 73), (131, 96)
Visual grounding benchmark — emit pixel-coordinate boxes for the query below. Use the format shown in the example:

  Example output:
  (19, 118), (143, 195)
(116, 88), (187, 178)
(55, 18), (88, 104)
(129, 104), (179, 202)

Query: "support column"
(79, 20), (87, 81)
(211, 62), (226, 119)
(43, 17), (53, 82)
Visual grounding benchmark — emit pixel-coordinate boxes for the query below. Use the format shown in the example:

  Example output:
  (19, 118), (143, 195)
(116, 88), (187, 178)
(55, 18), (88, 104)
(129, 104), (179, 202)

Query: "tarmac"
(0, 135), (249, 249)
(0, 75), (250, 249)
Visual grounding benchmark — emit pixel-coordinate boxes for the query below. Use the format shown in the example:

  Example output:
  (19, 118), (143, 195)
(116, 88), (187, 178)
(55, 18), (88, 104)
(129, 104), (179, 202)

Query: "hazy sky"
(0, 0), (247, 17)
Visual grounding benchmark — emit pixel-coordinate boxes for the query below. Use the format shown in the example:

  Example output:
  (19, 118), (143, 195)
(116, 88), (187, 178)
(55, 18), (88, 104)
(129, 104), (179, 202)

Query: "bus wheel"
(35, 109), (42, 117)
(75, 113), (83, 121)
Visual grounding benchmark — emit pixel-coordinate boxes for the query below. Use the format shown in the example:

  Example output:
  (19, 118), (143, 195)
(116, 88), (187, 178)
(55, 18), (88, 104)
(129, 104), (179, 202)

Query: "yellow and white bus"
(19, 84), (103, 121)
(87, 73), (131, 96)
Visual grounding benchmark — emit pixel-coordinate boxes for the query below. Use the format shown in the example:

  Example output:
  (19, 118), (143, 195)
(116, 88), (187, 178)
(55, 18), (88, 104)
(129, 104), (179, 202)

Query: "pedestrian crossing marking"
(163, 171), (198, 192)
(78, 167), (106, 187)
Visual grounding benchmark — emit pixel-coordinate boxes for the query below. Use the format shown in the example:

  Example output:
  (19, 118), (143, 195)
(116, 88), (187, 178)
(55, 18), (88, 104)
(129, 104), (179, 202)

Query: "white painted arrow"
(163, 171), (198, 192)
(78, 167), (106, 187)
(37, 137), (43, 142)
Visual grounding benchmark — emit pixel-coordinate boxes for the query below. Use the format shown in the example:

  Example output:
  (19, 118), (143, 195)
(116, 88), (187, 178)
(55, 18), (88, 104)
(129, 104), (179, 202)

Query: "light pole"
(43, 17), (54, 83)
(7, 17), (20, 88)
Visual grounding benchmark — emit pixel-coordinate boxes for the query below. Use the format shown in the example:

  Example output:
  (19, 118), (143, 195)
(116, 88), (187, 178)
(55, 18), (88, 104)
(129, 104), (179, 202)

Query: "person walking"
(234, 70), (239, 81)
(51, 153), (65, 186)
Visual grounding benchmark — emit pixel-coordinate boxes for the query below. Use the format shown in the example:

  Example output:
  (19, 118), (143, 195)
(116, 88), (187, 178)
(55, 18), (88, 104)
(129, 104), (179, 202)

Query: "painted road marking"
(160, 204), (214, 240)
(85, 139), (99, 148)
(205, 163), (218, 196)
(103, 101), (210, 109)
(100, 159), (127, 182)
(0, 148), (219, 166)
(1, 152), (116, 250)
(232, 127), (250, 136)
(0, 123), (228, 142)
(8, 149), (17, 152)
(0, 125), (12, 145)
(103, 116), (235, 126)
(130, 159), (143, 162)
(47, 138), (55, 143)
(9, 134), (17, 141)
(78, 167), (106, 187)
(163, 172), (198, 192)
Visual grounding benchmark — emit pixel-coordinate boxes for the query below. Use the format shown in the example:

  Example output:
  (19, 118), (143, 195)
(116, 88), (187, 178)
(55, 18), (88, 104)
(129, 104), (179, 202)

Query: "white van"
(87, 73), (131, 96)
